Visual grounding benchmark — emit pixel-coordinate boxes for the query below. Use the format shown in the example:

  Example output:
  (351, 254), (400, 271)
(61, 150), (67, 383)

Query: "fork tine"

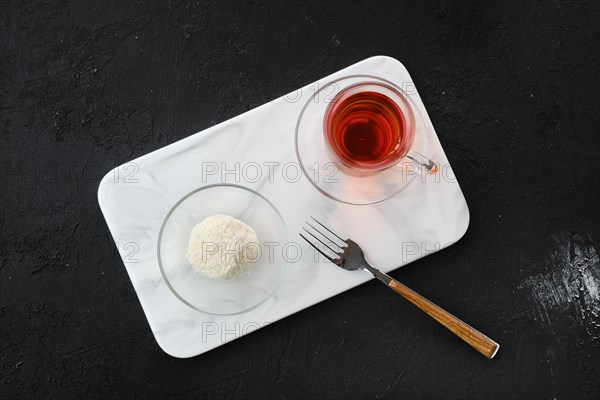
(309, 217), (347, 244)
(302, 227), (341, 254)
(299, 233), (340, 265)
(306, 220), (346, 249)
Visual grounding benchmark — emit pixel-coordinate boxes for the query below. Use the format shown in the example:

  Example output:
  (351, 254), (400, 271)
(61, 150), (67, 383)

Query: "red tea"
(325, 90), (411, 170)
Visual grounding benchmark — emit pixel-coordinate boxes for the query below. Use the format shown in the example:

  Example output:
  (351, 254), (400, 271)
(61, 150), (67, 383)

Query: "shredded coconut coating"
(186, 214), (259, 281)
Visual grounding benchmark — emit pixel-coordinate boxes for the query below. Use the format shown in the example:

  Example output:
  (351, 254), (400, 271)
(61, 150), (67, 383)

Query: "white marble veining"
(97, 56), (470, 358)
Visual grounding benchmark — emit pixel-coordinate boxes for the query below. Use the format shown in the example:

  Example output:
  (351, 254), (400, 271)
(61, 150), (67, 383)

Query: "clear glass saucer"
(295, 74), (434, 205)
(157, 184), (289, 315)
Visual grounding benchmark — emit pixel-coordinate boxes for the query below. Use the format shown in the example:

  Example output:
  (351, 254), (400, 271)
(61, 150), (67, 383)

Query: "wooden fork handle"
(374, 270), (499, 359)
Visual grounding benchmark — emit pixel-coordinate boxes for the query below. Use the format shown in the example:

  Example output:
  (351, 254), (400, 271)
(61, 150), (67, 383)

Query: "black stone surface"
(2, 1), (599, 399)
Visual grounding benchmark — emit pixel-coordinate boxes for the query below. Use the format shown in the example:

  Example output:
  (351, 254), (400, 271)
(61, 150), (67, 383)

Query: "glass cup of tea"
(295, 74), (438, 205)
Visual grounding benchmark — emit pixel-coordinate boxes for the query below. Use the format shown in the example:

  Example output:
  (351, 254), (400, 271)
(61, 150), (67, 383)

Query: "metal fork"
(300, 217), (500, 359)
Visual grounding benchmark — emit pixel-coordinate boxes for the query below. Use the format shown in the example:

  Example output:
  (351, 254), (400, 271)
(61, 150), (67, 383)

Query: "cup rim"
(157, 183), (290, 315)
(322, 80), (417, 173)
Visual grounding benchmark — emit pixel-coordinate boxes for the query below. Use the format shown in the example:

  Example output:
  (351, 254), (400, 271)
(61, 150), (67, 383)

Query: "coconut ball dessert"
(186, 214), (259, 281)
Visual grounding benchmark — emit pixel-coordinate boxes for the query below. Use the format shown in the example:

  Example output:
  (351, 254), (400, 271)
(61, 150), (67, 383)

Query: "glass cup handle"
(406, 150), (438, 174)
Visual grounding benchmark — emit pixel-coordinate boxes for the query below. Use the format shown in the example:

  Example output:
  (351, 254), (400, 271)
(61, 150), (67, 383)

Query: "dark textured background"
(2, 1), (599, 399)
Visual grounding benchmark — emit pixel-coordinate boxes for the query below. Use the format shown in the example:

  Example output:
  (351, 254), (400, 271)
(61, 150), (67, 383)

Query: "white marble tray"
(98, 56), (469, 358)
